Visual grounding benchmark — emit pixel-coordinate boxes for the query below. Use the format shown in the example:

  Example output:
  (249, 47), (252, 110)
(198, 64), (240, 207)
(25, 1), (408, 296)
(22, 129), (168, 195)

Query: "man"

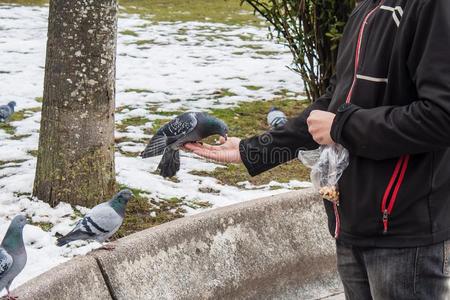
(185, 0), (450, 299)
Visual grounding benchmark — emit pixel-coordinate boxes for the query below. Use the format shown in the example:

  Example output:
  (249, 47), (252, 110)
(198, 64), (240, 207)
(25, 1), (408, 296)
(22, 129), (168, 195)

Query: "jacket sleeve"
(331, 0), (450, 160)
(239, 76), (336, 176)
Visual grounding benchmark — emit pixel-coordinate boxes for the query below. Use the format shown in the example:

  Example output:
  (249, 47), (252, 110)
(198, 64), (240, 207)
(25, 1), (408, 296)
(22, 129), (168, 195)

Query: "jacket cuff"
(331, 103), (360, 144)
(239, 139), (261, 177)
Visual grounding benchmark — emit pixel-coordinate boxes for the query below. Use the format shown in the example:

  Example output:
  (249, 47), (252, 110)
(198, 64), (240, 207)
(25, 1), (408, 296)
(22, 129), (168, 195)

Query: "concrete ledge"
(15, 255), (111, 300)
(15, 189), (342, 299)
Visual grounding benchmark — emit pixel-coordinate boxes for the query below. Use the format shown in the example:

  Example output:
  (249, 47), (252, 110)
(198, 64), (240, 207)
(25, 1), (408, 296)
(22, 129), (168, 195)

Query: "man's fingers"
(183, 143), (202, 151)
(183, 142), (217, 151)
(218, 136), (227, 144)
(191, 148), (221, 161)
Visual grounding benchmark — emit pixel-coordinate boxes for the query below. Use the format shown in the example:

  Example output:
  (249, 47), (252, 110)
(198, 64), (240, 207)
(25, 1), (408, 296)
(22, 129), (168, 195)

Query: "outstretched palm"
(184, 137), (242, 163)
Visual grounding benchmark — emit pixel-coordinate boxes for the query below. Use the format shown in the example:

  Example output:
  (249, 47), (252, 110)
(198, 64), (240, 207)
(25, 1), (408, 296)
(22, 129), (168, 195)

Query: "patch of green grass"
(211, 88), (237, 99)
(112, 185), (185, 239)
(0, 108), (40, 135)
(9, 134), (32, 140)
(210, 98), (308, 138)
(0, 0), (47, 4)
(26, 106), (42, 113)
(2, 0), (262, 26)
(0, 160), (27, 166)
(119, 0), (260, 26)
(0, 123), (15, 135)
(115, 136), (138, 144)
(146, 105), (185, 117)
(116, 116), (150, 132)
(124, 88), (152, 93)
(152, 111), (185, 117)
(9, 110), (27, 122)
(237, 34), (255, 41)
(116, 105), (133, 114)
(120, 29), (139, 37)
(128, 39), (155, 46)
(238, 44), (264, 50)
(185, 200), (213, 209)
(274, 88), (306, 98)
(198, 186), (221, 194)
(117, 149), (140, 157)
(27, 150), (38, 157)
(243, 85), (263, 91)
(190, 161), (309, 187)
(0, 160), (27, 170)
(30, 221), (53, 232)
(70, 207), (84, 221)
(255, 50), (280, 56)
(14, 192), (31, 197)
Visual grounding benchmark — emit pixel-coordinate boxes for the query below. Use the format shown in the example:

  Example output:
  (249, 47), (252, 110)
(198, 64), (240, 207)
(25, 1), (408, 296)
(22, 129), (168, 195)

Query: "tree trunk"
(34, 0), (117, 207)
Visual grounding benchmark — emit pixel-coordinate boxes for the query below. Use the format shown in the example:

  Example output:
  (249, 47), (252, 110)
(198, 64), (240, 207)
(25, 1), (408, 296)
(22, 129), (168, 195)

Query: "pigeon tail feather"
(141, 135), (168, 158)
(158, 148), (180, 178)
(56, 237), (71, 247)
(56, 230), (93, 247)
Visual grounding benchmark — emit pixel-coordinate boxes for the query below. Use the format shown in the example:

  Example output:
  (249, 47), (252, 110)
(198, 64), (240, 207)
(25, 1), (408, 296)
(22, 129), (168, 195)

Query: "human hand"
(183, 137), (242, 163)
(307, 110), (336, 145)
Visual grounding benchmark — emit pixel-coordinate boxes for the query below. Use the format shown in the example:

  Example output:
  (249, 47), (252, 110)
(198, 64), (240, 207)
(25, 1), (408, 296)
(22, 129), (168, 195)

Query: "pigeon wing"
(84, 203), (123, 238)
(63, 203), (122, 243)
(141, 113), (197, 157)
(0, 247), (13, 280)
(86, 202), (123, 234)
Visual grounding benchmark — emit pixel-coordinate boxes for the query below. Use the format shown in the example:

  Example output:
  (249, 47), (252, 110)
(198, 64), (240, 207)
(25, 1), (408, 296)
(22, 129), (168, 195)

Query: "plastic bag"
(298, 144), (349, 204)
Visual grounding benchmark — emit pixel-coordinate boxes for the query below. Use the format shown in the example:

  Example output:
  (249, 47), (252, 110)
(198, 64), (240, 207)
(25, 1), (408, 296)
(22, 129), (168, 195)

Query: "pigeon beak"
(224, 134), (228, 141)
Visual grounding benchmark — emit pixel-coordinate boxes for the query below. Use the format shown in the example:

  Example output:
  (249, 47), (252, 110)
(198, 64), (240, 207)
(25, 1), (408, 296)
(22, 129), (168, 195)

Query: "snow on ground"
(0, 4), (310, 291)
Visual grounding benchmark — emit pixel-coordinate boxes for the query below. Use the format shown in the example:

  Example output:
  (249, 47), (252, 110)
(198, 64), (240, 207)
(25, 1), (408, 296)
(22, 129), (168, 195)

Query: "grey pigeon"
(56, 190), (133, 248)
(0, 102), (16, 123)
(0, 215), (27, 300)
(267, 107), (287, 129)
(141, 112), (228, 178)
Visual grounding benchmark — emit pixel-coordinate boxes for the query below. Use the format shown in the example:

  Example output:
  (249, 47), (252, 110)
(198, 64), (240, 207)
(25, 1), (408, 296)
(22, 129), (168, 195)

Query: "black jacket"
(239, 0), (450, 247)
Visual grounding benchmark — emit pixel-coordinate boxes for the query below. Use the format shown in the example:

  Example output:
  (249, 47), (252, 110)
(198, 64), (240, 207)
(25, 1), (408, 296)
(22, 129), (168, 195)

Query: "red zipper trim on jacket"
(345, 0), (385, 104)
(333, 0), (385, 239)
(333, 204), (341, 239)
(381, 155), (410, 233)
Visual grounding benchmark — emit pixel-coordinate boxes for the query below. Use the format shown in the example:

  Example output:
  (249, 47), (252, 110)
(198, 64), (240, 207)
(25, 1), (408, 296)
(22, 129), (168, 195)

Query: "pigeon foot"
(5, 291), (18, 300)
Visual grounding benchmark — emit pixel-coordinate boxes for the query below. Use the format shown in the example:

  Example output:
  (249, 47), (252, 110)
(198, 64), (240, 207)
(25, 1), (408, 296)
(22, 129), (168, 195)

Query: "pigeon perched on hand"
(0, 102), (16, 123)
(0, 215), (27, 300)
(141, 112), (228, 178)
(267, 107), (287, 129)
(56, 190), (133, 249)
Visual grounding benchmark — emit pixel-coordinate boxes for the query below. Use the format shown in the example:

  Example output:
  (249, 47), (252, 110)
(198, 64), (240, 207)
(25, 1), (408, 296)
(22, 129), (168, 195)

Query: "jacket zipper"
(381, 154), (410, 233)
(334, 0), (385, 239)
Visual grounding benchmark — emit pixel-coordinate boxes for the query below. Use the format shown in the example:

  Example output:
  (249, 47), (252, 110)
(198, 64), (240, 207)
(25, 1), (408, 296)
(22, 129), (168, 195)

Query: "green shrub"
(242, 0), (356, 101)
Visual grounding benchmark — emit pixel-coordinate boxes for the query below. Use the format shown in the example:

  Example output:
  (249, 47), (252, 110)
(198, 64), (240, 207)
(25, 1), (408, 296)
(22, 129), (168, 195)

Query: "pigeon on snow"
(57, 190), (133, 248)
(0, 215), (27, 300)
(0, 102), (16, 123)
(141, 112), (228, 178)
(267, 107), (287, 129)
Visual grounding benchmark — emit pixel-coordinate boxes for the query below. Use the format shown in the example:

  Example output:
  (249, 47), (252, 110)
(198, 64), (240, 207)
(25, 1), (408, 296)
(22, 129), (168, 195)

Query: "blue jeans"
(337, 240), (450, 300)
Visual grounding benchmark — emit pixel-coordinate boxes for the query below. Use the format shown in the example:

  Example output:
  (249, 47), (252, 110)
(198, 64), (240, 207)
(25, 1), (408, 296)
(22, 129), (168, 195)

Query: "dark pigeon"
(57, 190), (133, 248)
(267, 107), (287, 129)
(0, 102), (16, 123)
(141, 112), (228, 178)
(0, 215), (27, 300)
